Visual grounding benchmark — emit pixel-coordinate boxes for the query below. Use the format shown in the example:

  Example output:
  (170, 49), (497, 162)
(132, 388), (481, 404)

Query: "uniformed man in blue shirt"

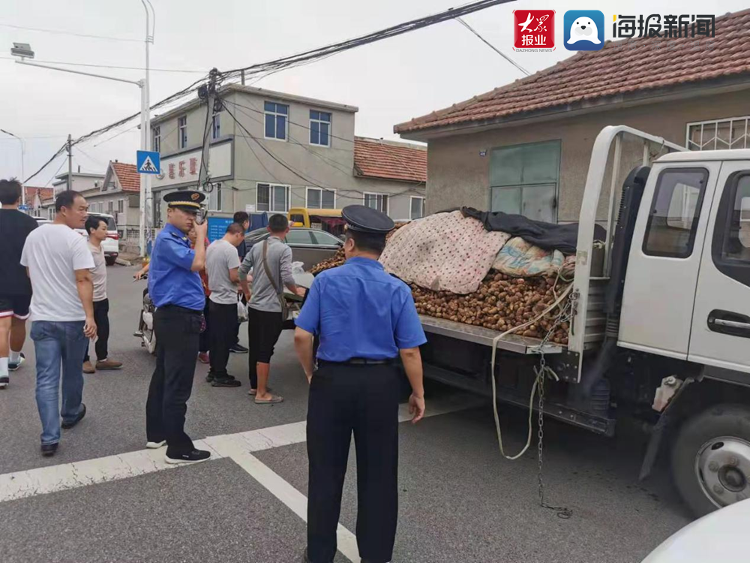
(294, 205), (427, 563)
(145, 190), (211, 464)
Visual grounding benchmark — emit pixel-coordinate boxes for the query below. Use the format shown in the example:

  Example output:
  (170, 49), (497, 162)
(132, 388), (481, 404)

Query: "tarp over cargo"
(462, 207), (606, 255)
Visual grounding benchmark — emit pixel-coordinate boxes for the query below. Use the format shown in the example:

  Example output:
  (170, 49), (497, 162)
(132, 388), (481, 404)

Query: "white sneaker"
(146, 440), (166, 449)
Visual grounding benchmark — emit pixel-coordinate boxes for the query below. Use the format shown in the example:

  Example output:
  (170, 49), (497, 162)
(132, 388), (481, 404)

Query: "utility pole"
(198, 68), (220, 191)
(67, 134), (73, 191)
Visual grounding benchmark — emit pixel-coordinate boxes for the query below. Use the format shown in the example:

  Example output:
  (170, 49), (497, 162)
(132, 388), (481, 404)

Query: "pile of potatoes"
(411, 272), (570, 344)
(311, 252), (570, 344)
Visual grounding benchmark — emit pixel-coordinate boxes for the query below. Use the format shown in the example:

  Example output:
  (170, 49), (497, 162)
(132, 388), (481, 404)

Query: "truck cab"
(619, 151), (750, 374)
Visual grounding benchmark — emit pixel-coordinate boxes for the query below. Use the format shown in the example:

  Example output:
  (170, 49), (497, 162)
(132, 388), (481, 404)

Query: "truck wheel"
(671, 404), (750, 517)
(105, 256), (116, 266)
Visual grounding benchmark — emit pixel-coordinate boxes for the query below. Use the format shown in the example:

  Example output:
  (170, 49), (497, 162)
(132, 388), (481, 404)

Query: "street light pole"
(140, 0), (155, 258)
(0, 129), (25, 206)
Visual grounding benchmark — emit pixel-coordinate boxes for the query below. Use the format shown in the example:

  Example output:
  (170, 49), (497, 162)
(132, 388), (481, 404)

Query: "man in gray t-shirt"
(204, 223), (245, 387)
(239, 214), (301, 403)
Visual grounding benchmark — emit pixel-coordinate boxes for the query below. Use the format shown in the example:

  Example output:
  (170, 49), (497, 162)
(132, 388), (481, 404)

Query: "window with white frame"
(48, 207), (54, 220)
(306, 187), (336, 209)
(410, 196), (425, 220)
(107, 201), (114, 214)
(364, 193), (389, 214)
(207, 183), (222, 211)
(687, 116), (750, 151)
(117, 199), (124, 214)
(178, 116), (188, 149)
(152, 126), (161, 153)
(212, 111), (221, 140)
(264, 102), (288, 141)
(257, 183), (290, 212)
(309, 110), (331, 147)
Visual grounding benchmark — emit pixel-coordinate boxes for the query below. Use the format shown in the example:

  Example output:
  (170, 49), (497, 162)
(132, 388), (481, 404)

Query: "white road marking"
(0, 393), (479, 560)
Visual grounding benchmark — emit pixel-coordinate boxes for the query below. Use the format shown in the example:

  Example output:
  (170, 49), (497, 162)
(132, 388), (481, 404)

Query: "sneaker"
(165, 449), (211, 464)
(212, 376), (242, 388)
(83, 361), (96, 374)
(206, 371), (215, 383)
(0, 375), (8, 389)
(8, 353), (25, 371)
(146, 440), (167, 449)
(229, 343), (248, 354)
(197, 352), (210, 364)
(41, 443), (59, 457)
(62, 403), (86, 429)
(96, 359), (123, 370)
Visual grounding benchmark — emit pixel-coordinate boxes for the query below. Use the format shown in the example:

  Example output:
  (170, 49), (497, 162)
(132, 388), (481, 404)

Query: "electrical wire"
(1, 23), (141, 42)
(456, 17), (530, 76)
(24, 0), (513, 184)
(218, 0), (515, 83)
(0, 56), (207, 73)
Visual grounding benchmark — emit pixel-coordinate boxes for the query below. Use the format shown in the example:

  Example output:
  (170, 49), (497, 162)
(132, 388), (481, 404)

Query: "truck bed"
(419, 315), (564, 355)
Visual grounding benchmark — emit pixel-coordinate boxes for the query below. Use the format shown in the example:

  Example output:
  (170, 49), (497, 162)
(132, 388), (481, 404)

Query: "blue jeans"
(30, 321), (88, 445)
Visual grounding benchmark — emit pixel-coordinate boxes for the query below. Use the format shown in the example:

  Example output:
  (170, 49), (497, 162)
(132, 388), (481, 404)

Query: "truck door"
(619, 163), (721, 358)
(689, 162), (750, 373)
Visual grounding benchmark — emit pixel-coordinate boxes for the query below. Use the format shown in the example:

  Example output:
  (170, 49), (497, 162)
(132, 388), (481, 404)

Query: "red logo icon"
(514, 10), (555, 50)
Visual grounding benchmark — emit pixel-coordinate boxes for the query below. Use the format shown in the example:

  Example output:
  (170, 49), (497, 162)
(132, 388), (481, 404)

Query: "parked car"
(74, 212), (119, 265)
(32, 216), (52, 226)
(244, 227), (342, 271)
(642, 499), (750, 562)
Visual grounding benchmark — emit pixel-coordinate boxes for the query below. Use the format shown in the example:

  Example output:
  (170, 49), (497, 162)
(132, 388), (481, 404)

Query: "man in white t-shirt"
(205, 223), (245, 387)
(81, 216), (123, 374)
(20, 190), (97, 457)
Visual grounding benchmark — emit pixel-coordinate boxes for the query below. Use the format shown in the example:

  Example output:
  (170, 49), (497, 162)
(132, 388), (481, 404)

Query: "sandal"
(254, 395), (284, 404)
(248, 387), (272, 396)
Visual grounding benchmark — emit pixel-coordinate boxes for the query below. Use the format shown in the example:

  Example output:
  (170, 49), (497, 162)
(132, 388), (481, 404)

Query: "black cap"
(342, 205), (394, 234)
(164, 190), (205, 214)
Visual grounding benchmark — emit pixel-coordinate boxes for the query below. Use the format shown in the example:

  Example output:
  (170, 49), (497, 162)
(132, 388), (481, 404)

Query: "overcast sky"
(1, 0), (746, 187)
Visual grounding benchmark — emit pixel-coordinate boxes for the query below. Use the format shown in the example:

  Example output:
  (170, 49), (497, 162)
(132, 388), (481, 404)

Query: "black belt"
(319, 358), (396, 366)
(158, 304), (202, 314)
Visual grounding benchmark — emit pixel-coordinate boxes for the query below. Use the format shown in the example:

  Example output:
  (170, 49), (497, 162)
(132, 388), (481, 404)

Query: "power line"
(24, 0), (513, 184)
(456, 17), (530, 76)
(0, 23), (141, 42)
(219, 0), (515, 83)
(0, 56), (207, 74)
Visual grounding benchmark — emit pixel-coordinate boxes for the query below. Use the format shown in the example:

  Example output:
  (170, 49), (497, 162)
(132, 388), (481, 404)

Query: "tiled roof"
(353, 137), (427, 183)
(24, 186), (54, 202)
(111, 162), (140, 192)
(395, 10), (750, 134)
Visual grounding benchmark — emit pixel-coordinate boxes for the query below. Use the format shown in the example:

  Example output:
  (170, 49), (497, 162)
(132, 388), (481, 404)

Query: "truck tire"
(105, 256), (116, 266)
(671, 404), (750, 517)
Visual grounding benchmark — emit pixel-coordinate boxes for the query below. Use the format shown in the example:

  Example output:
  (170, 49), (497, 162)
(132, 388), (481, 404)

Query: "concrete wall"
(424, 90), (750, 222)
(152, 89), (424, 222)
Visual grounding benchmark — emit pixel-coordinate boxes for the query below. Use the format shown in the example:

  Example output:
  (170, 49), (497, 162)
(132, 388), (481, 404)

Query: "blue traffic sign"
(137, 150), (161, 174)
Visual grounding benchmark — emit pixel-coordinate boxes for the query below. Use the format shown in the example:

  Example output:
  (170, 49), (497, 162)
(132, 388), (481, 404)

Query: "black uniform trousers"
(307, 361), (400, 563)
(198, 299), (211, 354)
(146, 305), (202, 454)
(208, 300), (236, 377)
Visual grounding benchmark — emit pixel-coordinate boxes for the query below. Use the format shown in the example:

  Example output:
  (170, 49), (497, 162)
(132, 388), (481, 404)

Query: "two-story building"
(82, 161), (141, 248)
(149, 84), (426, 227)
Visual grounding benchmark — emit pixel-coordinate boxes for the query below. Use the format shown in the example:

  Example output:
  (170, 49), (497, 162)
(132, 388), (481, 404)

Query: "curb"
(115, 257), (132, 267)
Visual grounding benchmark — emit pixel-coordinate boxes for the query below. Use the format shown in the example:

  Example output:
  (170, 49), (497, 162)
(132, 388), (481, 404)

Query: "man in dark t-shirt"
(0, 179), (37, 388)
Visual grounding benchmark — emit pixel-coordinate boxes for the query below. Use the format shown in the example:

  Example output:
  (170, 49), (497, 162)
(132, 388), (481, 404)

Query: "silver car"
(245, 227), (343, 271)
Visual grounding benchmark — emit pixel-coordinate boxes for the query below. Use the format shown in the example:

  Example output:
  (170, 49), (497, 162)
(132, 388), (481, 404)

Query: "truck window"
(643, 168), (708, 258)
(712, 173), (750, 287)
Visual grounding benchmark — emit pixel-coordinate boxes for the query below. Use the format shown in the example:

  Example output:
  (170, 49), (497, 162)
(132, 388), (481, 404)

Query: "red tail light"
(107, 233), (120, 240)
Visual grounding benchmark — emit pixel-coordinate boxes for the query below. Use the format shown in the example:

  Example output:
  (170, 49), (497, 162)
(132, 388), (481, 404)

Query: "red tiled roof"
(395, 10), (750, 135)
(24, 186), (54, 202)
(353, 137), (427, 183)
(111, 162), (140, 192)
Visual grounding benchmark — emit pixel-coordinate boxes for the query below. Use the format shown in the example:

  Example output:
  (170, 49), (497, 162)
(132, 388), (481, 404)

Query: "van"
(288, 208), (345, 237)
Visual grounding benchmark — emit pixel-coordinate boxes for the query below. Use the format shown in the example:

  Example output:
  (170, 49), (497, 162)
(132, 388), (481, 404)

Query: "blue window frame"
(264, 101), (288, 141)
(310, 110), (331, 147)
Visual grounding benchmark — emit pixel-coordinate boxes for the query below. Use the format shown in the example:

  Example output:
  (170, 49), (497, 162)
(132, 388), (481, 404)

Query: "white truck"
(418, 125), (750, 517)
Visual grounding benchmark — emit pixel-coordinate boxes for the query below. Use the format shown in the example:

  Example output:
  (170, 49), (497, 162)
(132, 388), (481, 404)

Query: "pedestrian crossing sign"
(137, 150), (161, 175)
